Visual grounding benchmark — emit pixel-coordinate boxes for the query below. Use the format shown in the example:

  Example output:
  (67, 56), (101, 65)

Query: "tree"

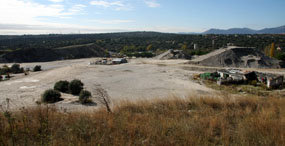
(146, 44), (152, 51)
(93, 87), (112, 113)
(11, 64), (24, 74)
(79, 90), (92, 104)
(0, 65), (11, 75)
(181, 44), (187, 50)
(41, 89), (62, 103)
(69, 79), (84, 95)
(54, 81), (69, 93)
(33, 65), (42, 72)
(270, 43), (275, 57)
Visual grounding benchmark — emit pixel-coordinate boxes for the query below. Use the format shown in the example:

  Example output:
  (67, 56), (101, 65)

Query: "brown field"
(0, 94), (284, 146)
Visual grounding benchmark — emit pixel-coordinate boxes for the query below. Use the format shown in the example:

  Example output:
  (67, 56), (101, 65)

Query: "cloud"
(144, 0), (160, 8)
(48, 0), (64, 3)
(90, 0), (123, 7)
(0, 0), (85, 24)
(0, 23), (130, 34)
(0, 0), (89, 34)
(90, 19), (134, 24)
(90, 0), (132, 11)
(62, 4), (87, 16)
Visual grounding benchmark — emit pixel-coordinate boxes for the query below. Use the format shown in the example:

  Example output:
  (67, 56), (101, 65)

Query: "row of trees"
(0, 64), (41, 77)
(1, 33), (284, 53)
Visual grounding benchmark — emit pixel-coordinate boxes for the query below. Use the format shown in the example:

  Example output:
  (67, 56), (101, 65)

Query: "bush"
(249, 80), (258, 86)
(0, 65), (11, 75)
(41, 89), (62, 103)
(54, 80), (69, 93)
(33, 65), (42, 72)
(11, 64), (24, 74)
(79, 90), (92, 104)
(69, 79), (84, 95)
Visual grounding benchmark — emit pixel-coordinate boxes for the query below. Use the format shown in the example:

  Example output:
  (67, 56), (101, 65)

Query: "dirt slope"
(189, 46), (282, 68)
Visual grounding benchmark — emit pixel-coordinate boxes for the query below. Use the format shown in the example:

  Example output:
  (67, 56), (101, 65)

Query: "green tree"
(69, 79), (84, 95)
(270, 43), (275, 57)
(54, 81), (69, 93)
(41, 89), (62, 103)
(79, 90), (92, 104)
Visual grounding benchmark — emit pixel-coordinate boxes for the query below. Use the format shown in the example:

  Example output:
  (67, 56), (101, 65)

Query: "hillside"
(0, 32), (285, 63)
(189, 46), (282, 68)
(0, 43), (109, 63)
(204, 25), (285, 34)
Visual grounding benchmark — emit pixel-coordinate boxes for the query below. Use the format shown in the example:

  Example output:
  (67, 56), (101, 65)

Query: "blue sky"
(0, 0), (284, 34)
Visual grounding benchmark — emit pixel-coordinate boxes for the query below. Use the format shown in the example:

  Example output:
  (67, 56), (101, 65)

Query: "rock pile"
(189, 46), (282, 68)
(155, 49), (185, 60)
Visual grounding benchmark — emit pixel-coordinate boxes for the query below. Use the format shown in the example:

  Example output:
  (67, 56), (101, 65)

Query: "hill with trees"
(203, 25), (285, 34)
(0, 32), (284, 62)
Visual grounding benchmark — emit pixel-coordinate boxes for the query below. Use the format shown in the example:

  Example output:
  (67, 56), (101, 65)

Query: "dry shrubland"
(0, 95), (284, 146)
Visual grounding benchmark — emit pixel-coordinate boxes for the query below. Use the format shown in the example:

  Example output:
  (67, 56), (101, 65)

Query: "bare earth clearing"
(1, 58), (285, 112)
(0, 58), (215, 111)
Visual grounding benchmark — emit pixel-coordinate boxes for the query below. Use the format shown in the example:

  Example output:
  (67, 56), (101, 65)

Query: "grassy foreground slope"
(0, 95), (284, 145)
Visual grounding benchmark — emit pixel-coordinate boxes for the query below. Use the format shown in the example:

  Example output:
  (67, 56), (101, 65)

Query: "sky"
(0, 0), (285, 34)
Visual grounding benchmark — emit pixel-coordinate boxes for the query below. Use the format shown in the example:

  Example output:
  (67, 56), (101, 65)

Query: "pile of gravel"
(189, 46), (282, 68)
(155, 49), (185, 60)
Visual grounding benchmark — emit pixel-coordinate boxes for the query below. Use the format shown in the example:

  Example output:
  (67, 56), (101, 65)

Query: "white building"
(194, 44), (198, 50)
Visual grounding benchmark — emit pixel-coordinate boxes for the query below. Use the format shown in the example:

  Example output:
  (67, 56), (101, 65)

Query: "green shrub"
(54, 80), (69, 93)
(249, 80), (258, 86)
(79, 90), (92, 104)
(33, 65), (42, 72)
(69, 79), (84, 95)
(11, 64), (24, 74)
(41, 89), (62, 103)
(0, 65), (11, 75)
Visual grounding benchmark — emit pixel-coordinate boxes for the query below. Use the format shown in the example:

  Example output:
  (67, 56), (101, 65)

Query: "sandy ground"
(0, 58), (215, 111)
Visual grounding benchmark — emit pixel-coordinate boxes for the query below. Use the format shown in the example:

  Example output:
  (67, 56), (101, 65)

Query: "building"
(205, 69), (284, 88)
(217, 69), (245, 85)
(112, 58), (128, 64)
(194, 44), (198, 50)
(267, 76), (284, 88)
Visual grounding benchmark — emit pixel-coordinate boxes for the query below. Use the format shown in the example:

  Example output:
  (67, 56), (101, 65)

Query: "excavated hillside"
(0, 44), (109, 63)
(189, 46), (282, 68)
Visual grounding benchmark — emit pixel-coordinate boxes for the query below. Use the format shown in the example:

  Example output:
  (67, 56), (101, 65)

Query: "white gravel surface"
(0, 58), (214, 111)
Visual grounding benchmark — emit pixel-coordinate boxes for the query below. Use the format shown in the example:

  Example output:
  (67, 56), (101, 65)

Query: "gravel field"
(3, 58), (283, 112)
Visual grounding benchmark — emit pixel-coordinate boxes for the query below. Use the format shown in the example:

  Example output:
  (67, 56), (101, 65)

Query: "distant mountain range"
(203, 25), (285, 34)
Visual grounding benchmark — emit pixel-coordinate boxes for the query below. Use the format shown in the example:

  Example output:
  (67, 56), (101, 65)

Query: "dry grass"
(204, 80), (285, 97)
(0, 95), (284, 146)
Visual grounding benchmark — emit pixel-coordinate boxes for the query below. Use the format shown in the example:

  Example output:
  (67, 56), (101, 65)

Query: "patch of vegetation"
(41, 89), (62, 103)
(125, 52), (154, 58)
(10, 64), (24, 74)
(204, 80), (273, 96)
(79, 90), (92, 104)
(33, 65), (42, 72)
(0, 65), (11, 75)
(54, 80), (69, 93)
(0, 64), (25, 75)
(0, 95), (284, 145)
(68, 79), (84, 95)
